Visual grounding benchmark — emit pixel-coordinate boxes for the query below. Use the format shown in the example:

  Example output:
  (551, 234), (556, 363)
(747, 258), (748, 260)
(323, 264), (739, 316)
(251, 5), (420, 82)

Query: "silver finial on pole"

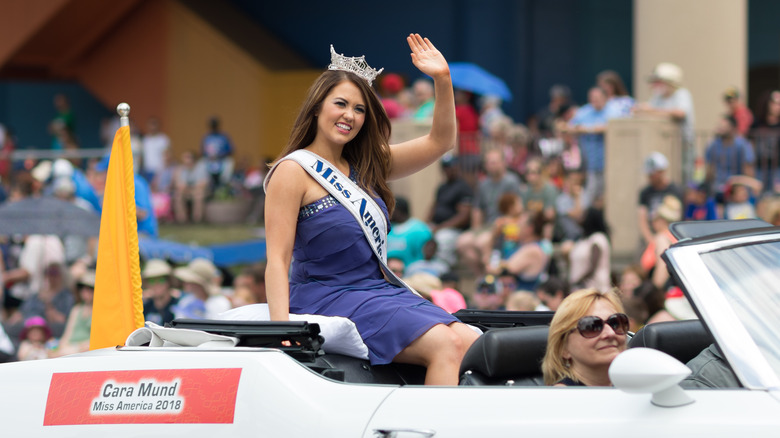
(117, 103), (130, 127)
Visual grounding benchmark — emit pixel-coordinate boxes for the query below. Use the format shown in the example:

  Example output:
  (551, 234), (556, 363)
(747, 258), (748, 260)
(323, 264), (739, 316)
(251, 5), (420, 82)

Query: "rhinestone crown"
(328, 45), (384, 86)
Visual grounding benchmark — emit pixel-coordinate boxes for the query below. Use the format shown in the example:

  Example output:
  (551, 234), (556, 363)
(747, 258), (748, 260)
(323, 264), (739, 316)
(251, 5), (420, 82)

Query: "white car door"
(364, 385), (780, 438)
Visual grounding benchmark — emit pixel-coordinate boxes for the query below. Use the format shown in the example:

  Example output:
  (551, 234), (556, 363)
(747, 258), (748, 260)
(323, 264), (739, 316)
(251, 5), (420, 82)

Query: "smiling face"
(563, 299), (627, 379)
(315, 80), (366, 147)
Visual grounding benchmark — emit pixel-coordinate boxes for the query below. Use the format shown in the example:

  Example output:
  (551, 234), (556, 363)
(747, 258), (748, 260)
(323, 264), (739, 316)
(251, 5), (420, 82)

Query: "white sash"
(264, 150), (419, 296)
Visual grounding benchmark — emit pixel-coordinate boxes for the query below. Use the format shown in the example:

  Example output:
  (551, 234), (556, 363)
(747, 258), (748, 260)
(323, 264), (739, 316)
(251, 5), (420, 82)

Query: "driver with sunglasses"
(542, 288), (629, 386)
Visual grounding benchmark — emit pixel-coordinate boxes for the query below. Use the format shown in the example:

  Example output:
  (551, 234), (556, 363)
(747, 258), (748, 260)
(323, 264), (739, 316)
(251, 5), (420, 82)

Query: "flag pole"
(89, 101), (144, 350)
(117, 102), (130, 127)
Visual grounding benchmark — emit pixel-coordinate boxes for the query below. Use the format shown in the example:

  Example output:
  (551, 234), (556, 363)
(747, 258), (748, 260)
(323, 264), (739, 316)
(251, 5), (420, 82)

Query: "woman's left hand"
(407, 33), (449, 80)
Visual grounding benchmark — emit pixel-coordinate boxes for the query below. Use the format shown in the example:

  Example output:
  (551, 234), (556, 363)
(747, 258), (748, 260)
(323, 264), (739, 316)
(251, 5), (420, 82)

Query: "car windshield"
(700, 239), (780, 381)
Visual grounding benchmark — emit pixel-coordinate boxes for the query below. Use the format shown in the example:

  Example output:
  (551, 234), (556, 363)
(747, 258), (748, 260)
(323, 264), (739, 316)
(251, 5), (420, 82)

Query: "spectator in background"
(428, 154), (472, 267)
(454, 89), (481, 166)
(18, 262), (74, 339)
(378, 73), (406, 119)
(387, 257), (406, 279)
(565, 87), (610, 208)
(243, 156), (272, 225)
(388, 197), (432, 267)
(521, 157), (559, 223)
(485, 192), (525, 274)
(479, 95), (507, 138)
(0, 123), (15, 182)
(641, 195), (681, 290)
(429, 272), (467, 314)
(201, 117), (234, 188)
(500, 211), (549, 292)
(412, 78), (435, 120)
(141, 259), (179, 326)
(52, 177), (97, 267)
(597, 70), (634, 119)
(555, 169), (587, 242)
(173, 150), (210, 224)
(535, 277), (570, 312)
(637, 152), (683, 246)
(634, 62), (696, 147)
(705, 115), (755, 197)
(3, 235), (66, 325)
(750, 90), (780, 192)
(17, 316), (53, 361)
(405, 239), (449, 278)
(566, 207), (611, 292)
(456, 149), (523, 275)
(52, 158), (101, 214)
(529, 84), (572, 139)
(505, 290), (541, 312)
(618, 264), (646, 297)
(723, 174), (762, 220)
(134, 169), (158, 238)
(48, 93), (75, 151)
(723, 87), (753, 137)
(52, 270), (95, 357)
(685, 182), (718, 221)
(173, 258), (232, 319)
(141, 116), (171, 184)
(233, 263), (267, 304)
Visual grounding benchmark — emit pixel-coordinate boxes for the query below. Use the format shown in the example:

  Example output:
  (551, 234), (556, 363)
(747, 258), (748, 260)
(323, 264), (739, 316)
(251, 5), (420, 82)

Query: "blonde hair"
(505, 290), (539, 311)
(542, 288), (625, 385)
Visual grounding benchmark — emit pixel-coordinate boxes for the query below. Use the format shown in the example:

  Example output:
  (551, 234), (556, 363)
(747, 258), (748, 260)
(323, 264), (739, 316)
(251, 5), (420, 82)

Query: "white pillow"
(217, 304), (369, 360)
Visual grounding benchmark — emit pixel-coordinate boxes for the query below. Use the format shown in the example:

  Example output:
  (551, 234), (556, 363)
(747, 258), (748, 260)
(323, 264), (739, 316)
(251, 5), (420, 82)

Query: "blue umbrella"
(449, 62), (512, 101)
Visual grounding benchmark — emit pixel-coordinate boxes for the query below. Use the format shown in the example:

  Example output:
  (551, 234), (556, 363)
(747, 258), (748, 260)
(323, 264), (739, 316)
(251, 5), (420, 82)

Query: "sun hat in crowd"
(77, 270), (97, 288)
(723, 86), (740, 101)
(52, 177), (75, 197)
(52, 158), (74, 178)
(31, 160), (52, 183)
(648, 62), (683, 87)
(403, 273), (442, 295)
(174, 258), (219, 295)
(654, 195), (683, 223)
(644, 152), (669, 174)
(20, 316), (52, 341)
(142, 258), (172, 279)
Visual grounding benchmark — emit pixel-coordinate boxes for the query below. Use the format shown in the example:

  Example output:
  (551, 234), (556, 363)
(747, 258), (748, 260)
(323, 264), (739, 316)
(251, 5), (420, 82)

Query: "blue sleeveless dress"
(290, 178), (459, 365)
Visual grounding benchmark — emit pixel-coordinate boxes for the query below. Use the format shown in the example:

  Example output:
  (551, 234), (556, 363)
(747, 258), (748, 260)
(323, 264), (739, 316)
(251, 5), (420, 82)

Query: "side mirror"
(609, 347), (694, 407)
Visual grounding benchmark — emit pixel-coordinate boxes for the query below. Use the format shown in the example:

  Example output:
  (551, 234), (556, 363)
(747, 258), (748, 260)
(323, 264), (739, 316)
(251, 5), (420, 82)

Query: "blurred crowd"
(1, 62), (780, 362)
(377, 63), (780, 335)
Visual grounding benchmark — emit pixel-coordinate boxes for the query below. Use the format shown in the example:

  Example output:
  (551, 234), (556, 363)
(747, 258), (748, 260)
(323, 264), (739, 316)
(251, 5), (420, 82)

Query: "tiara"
(328, 45), (384, 86)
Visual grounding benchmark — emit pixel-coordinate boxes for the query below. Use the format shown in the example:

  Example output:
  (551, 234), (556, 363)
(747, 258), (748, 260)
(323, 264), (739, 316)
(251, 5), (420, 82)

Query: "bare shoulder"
(266, 158), (324, 205)
(265, 160), (308, 194)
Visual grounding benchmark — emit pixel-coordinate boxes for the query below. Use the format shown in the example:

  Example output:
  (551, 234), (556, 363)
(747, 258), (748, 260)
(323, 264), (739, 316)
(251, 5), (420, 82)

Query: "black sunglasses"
(575, 313), (629, 338)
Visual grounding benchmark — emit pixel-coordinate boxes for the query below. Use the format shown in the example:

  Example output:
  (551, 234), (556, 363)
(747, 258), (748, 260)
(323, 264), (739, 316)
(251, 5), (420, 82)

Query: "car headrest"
(628, 319), (713, 364)
(459, 326), (549, 379)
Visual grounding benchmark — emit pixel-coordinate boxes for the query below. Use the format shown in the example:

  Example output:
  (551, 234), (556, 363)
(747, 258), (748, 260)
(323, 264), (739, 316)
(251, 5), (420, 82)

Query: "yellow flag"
(90, 125), (144, 350)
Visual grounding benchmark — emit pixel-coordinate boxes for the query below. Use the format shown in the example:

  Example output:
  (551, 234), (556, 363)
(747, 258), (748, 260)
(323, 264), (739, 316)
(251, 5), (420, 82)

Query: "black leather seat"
(628, 319), (713, 364)
(459, 326), (549, 386)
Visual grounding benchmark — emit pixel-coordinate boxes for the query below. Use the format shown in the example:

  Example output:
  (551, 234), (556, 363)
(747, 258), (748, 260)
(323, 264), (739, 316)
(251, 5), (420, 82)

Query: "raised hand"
(407, 33), (450, 80)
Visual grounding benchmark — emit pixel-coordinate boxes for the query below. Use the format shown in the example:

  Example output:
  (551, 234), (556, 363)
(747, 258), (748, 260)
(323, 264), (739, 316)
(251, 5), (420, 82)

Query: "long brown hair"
(596, 70), (629, 97)
(274, 70), (395, 213)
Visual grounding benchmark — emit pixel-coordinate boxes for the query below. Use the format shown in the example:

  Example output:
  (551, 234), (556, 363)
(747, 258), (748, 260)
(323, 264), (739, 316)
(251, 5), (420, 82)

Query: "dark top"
(143, 296), (180, 326)
(432, 178), (473, 228)
(639, 183), (684, 219)
(557, 376), (586, 386)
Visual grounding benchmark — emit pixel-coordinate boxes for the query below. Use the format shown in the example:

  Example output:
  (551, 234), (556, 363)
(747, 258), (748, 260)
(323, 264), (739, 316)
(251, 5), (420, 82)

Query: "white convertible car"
(2, 219), (780, 437)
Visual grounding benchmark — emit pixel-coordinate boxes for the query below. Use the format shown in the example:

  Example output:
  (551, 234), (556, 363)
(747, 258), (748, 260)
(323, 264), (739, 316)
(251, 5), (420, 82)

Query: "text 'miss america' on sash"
(308, 159), (385, 254)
